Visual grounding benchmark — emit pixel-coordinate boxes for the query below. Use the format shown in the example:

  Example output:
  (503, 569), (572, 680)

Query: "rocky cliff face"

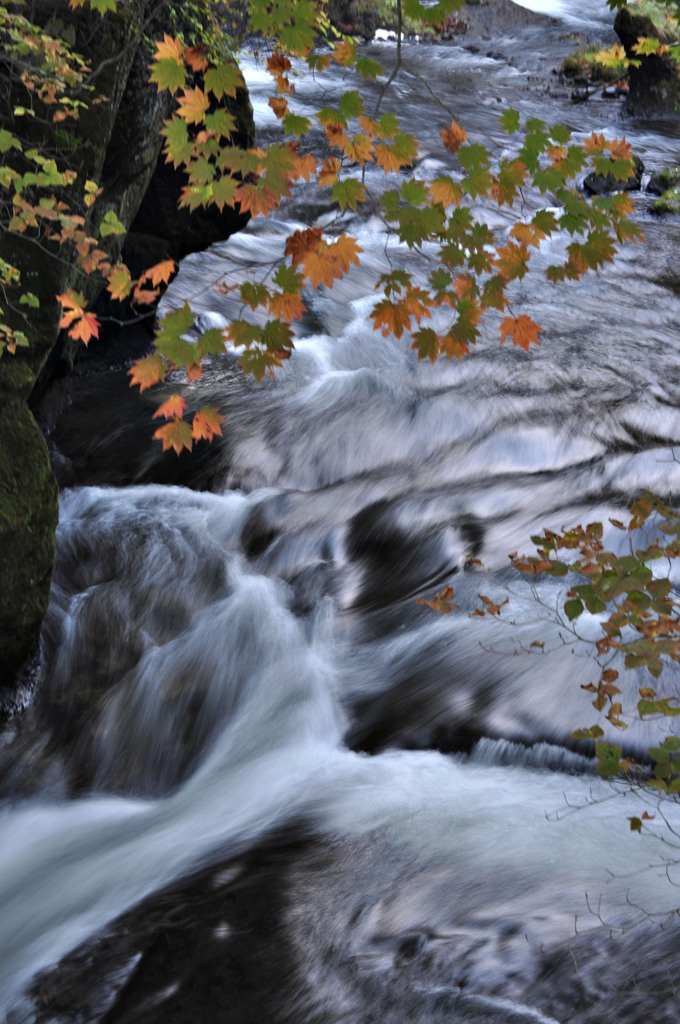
(615, 1), (680, 117)
(0, 1), (253, 695)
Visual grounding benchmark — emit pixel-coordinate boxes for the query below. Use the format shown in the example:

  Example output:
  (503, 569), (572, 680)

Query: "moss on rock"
(0, 399), (58, 681)
(652, 186), (680, 213)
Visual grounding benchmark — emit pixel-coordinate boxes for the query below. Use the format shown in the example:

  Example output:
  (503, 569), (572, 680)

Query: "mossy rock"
(648, 165), (680, 194)
(0, 399), (58, 682)
(652, 186), (680, 213)
(561, 44), (624, 84)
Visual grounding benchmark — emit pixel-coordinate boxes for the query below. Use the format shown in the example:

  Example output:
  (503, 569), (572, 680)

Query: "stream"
(3, 2), (680, 1021)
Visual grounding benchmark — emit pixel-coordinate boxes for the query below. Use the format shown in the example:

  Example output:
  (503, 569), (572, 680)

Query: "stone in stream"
(583, 155), (645, 196)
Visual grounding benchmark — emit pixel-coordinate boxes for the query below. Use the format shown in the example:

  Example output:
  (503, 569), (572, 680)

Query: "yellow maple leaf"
(154, 34), (184, 64)
(176, 86), (210, 125)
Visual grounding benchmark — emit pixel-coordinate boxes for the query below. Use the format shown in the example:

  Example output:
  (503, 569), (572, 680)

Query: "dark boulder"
(583, 155), (644, 195)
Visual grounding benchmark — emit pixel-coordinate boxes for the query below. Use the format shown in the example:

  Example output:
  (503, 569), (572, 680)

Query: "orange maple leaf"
(608, 136), (633, 161)
(294, 152), (317, 181)
(153, 394), (188, 421)
(269, 96), (288, 119)
(509, 223), (545, 248)
(499, 314), (542, 352)
(496, 241), (529, 281)
(234, 182), (280, 217)
(302, 234), (362, 289)
(153, 419), (194, 455)
(57, 291), (99, 345)
(439, 120), (467, 155)
(325, 123), (349, 150)
(176, 86), (210, 125)
(184, 44), (208, 72)
(186, 362), (203, 382)
(333, 38), (355, 66)
(375, 143), (402, 174)
(428, 177), (463, 208)
(192, 405), (225, 442)
(268, 291), (307, 322)
(139, 259), (177, 288)
(583, 131), (607, 155)
(285, 227), (324, 266)
(318, 157), (342, 187)
(343, 134), (374, 165)
(127, 354), (165, 392)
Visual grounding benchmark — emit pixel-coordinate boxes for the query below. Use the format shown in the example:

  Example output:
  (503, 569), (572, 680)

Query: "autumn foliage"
(1, 0), (652, 456)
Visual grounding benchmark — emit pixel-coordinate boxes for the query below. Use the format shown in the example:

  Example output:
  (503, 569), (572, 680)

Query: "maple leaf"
(496, 241), (530, 281)
(128, 354), (165, 392)
(139, 260), (176, 288)
(234, 181), (281, 218)
(57, 291), (99, 345)
(193, 405), (225, 442)
(153, 33), (184, 64)
(185, 45), (209, 72)
(204, 62), (244, 100)
(411, 327), (441, 363)
(428, 176), (463, 208)
(176, 87), (210, 125)
(153, 394), (188, 421)
(499, 315), (542, 352)
(153, 419), (194, 455)
(269, 291), (307, 322)
(375, 143), (402, 175)
(132, 283), (160, 306)
(583, 131), (607, 156)
(416, 586), (458, 614)
(269, 96), (288, 119)
(343, 134), (374, 165)
(332, 178), (365, 210)
(440, 120), (467, 155)
(333, 38), (356, 66)
(294, 152), (317, 181)
(318, 157), (342, 187)
(285, 227), (324, 266)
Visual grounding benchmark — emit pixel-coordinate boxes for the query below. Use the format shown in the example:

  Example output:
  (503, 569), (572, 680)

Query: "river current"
(3, 2), (680, 1021)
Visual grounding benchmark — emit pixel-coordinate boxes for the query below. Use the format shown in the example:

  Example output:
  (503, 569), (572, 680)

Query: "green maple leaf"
(333, 178), (365, 210)
(162, 117), (191, 167)
(356, 57), (382, 80)
(204, 62), (243, 99)
(498, 108), (520, 135)
(411, 327), (440, 362)
(339, 90), (363, 120)
(151, 59), (186, 93)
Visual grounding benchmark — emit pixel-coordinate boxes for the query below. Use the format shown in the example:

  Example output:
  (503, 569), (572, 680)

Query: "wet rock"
(652, 187), (680, 214)
(648, 165), (680, 195)
(583, 155), (644, 195)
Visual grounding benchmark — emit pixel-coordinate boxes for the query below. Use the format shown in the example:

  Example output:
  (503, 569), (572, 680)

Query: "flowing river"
(3, 2), (680, 1021)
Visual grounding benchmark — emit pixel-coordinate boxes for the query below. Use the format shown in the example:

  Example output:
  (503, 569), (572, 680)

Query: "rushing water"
(3, 4), (680, 1022)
